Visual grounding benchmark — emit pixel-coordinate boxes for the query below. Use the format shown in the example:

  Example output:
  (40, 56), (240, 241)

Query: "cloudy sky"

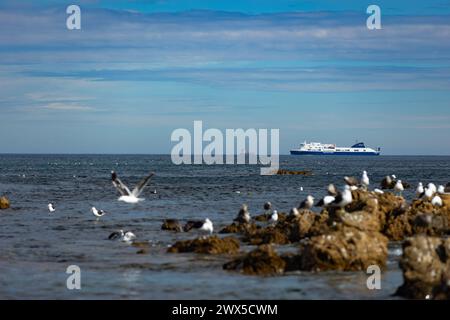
(1, 0), (449, 154)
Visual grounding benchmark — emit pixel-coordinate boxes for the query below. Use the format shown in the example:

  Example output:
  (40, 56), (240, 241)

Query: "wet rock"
(253, 211), (287, 223)
(223, 244), (286, 276)
(242, 226), (290, 245)
(338, 210), (381, 232)
(383, 211), (413, 241)
(219, 222), (260, 234)
(161, 219), (183, 232)
(299, 226), (388, 271)
(168, 236), (240, 254)
(396, 236), (450, 299)
(0, 196), (10, 210)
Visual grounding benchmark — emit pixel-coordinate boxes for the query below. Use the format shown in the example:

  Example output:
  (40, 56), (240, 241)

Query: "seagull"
(331, 186), (353, 208)
(416, 182), (424, 198)
(269, 210), (278, 224)
(315, 195), (336, 207)
(427, 183), (437, 194)
(437, 185), (445, 195)
(92, 207), (106, 218)
(111, 171), (155, 204)
(264, 202), (272, 215)
(123, 231), (136, 242)
(299, 195), (314, 210)
(108, 230), (124, 240)
(48, 203), (55, 213)
(327, 184), (338, 196)
(381, 175), (393, 189)
(299, 187), (304, 191)
(424, 187), (434, 199)
(361, 171), (370, 188)
(108, 230), (136, 242)
(344, 176), (359, 189)
(394, 180), (404, 196)
(234, 204), (251, 223)
(290, 207), (300, 217)
(374, 188), (384, 194)
(183, 218), (214, 234)
(431, 195), (443, 207)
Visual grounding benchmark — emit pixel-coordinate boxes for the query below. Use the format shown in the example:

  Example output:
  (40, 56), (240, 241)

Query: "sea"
(0, 155), (449, 299)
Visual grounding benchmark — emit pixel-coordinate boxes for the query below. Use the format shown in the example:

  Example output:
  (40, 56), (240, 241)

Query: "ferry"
(290, 141), (380, 156)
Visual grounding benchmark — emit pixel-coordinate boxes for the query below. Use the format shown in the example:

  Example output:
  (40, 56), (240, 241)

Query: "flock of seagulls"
(44, 169), (449, 244)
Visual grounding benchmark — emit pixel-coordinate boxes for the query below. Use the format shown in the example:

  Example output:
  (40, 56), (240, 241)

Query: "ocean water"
(0, 155), (449, 300)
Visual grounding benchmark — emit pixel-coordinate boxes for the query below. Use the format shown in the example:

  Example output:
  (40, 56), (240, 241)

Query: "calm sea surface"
(0, 155), (449, 299)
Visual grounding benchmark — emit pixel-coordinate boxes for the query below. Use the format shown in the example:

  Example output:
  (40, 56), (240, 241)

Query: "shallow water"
(0, 155), (449, 299)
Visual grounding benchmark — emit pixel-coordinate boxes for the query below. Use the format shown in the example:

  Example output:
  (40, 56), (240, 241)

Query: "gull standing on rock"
(184, 218), (214, 234)
(331, 185), (353, 209)
(269, 210), (278, 224)
(361, 171), (370, 189)
(264, 202), (272, 215)
(344, 176), (359, 190)
(234, 204), (251, 223)
(437, 185), (445, 195)
(432, 195), (443, 207)
(394, 180), (404, 196)
(111, 171), (155, 204)
(445, 183), (450, 193)
(299, 195), (314, 210)
(327, 184), (338, 196)
(416, 182), (424, 198)
(290, 207), (300, 217)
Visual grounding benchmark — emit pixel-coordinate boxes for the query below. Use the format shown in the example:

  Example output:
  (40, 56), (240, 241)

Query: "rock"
(383, 211), (413, 241)
(299, 226), (388, 272)
(242, 226), (290, 245)
(338, 210), (381, 232)
(161, 219), (183, 232)
(136, 249), (149, 254)
(223, 244), (286, 276)
(132, 241), (150, 249)
(167, 236), (240, 254)
(0, 196), (10, 210)
(396, 236), (450, 299)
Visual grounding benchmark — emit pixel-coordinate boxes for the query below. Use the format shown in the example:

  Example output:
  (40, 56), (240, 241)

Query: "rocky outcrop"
(242, 226), (290, 245)
(223, 244), (286, 276)
(219, 222), (260, 234)
(0, 196), (10, 210)
(168, 236), (240, 254)
(396, 236), (450, 299)
(299, 226), (388, 272)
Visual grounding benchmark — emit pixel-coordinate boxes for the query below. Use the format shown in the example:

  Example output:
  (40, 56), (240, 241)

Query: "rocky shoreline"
(164, 180), (450, 300)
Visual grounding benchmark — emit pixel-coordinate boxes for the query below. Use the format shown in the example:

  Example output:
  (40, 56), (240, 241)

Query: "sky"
(0, 0), (450, 155)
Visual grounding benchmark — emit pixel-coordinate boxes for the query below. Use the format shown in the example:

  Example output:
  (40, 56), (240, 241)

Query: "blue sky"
(0, 1), (450, 154)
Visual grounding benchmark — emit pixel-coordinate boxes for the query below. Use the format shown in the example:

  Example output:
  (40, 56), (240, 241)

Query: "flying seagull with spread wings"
(111, 171), (155, 204)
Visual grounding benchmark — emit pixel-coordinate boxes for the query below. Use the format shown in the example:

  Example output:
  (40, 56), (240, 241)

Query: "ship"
(290, 141), (380, 156)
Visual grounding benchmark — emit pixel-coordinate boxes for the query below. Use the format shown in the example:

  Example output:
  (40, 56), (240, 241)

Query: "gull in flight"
(111, 171), (155, 204)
